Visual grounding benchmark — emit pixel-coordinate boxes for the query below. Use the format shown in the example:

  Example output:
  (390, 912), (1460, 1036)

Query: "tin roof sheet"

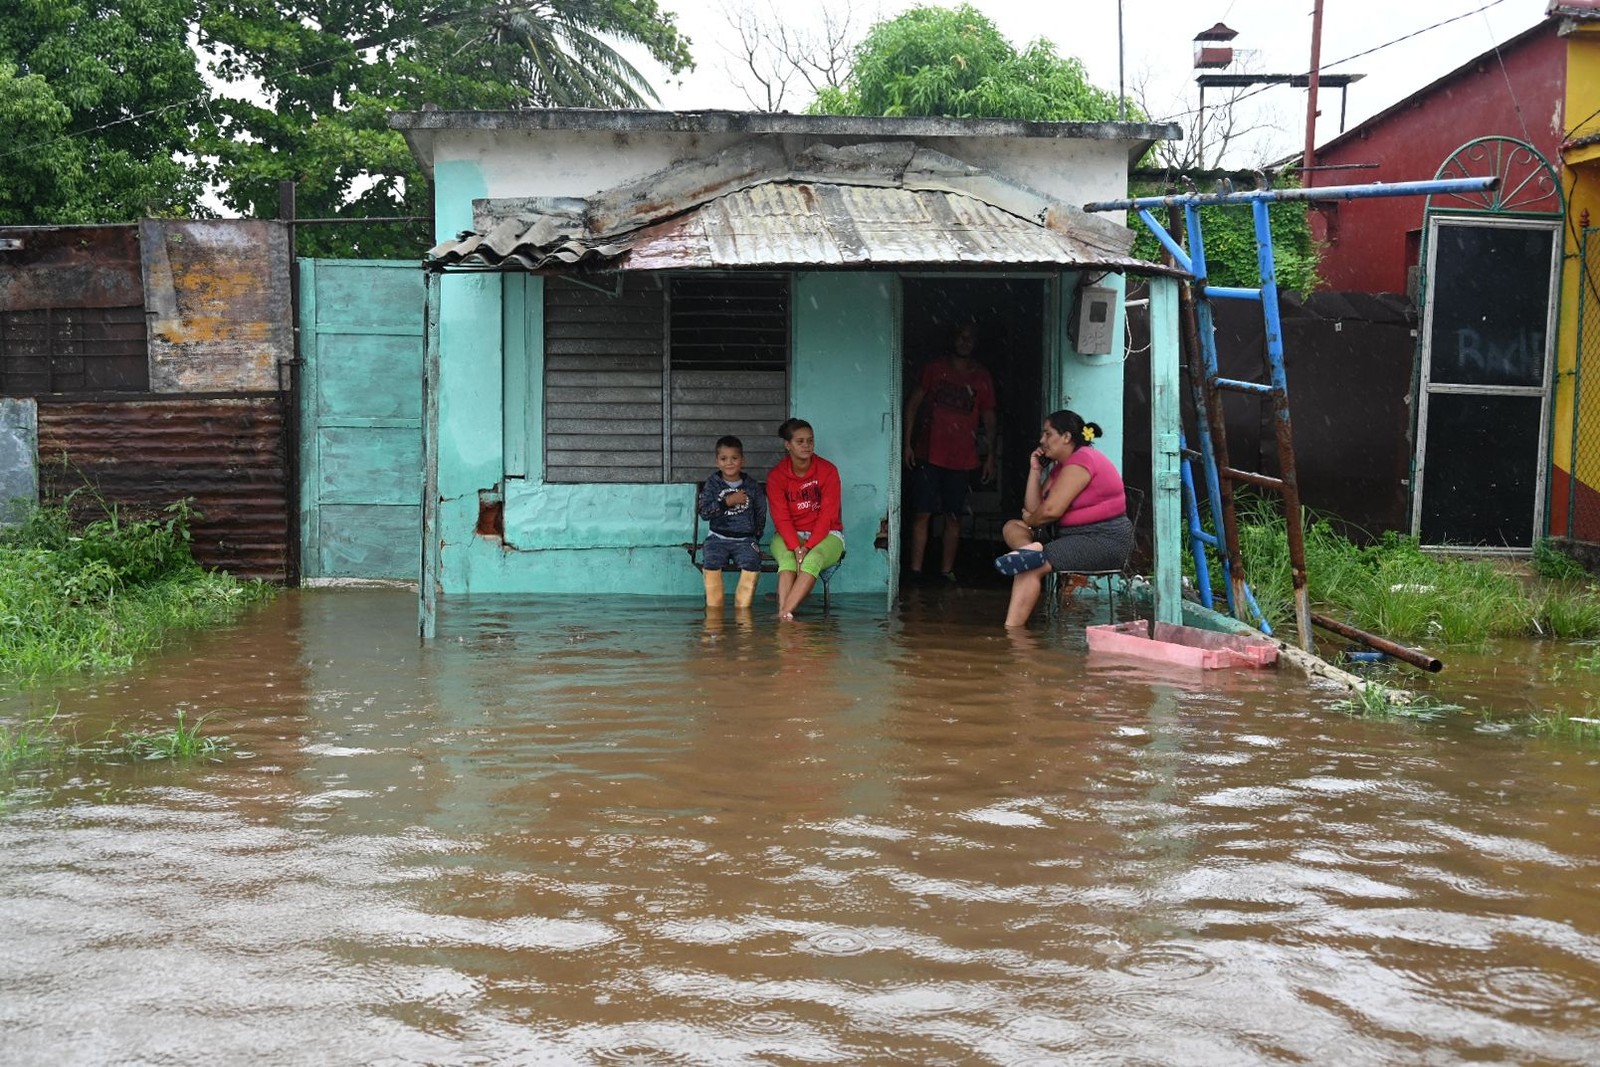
(425, 139), (1181, 277)
(427, 181), (1181, 276)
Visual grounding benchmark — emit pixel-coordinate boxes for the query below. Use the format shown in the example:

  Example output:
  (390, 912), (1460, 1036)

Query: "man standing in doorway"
(904, 322), (998, 583)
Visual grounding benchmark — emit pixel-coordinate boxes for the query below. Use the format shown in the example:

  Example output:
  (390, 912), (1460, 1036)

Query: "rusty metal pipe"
(1310, 612), (1444, 673)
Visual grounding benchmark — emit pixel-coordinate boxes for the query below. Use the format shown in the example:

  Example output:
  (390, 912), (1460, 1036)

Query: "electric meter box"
(1070, 286), (1117, 355)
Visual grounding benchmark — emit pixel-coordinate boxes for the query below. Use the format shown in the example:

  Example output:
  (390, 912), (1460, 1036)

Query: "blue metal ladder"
(1086, 176), (1496, 651)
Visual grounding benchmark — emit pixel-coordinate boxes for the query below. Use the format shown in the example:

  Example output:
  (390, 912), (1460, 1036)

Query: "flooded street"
(3, 587), (1599, 1065)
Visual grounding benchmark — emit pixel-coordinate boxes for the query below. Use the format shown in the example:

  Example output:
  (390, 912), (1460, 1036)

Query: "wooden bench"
(683, 508), (842, 609)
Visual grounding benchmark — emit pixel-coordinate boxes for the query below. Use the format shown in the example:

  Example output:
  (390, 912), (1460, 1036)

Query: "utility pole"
(1304, 0), (1325, 175)
(1117, 0), (1127, 120)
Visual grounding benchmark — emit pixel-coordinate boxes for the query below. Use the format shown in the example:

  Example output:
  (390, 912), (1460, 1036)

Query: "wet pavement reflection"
(2, 587), (1599, 1064)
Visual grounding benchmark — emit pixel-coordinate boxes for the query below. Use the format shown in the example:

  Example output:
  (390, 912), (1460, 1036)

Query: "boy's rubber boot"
(734, 570), (759, 609)
(703, 568), (725, 608)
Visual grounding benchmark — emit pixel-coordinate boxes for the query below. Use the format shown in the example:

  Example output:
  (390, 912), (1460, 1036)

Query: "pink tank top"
(1058, 446), (1126, 526)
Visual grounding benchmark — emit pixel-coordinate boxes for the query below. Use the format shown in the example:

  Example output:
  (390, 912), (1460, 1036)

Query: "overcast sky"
(631, 0), (1553, 166)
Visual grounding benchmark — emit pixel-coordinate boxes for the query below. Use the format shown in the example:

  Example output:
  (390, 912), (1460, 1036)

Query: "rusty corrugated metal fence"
(36, 398), (289, 581)
(3, 221), (296, 582)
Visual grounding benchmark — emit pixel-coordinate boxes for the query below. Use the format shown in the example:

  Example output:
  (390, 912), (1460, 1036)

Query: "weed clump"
(114, 709), (229, 762)
(1225, 498), (1600, 644)
(0, 497), (272, 686)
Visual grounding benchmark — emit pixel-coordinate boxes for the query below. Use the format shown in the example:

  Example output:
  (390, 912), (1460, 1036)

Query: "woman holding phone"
(993, 409), (1132, 628)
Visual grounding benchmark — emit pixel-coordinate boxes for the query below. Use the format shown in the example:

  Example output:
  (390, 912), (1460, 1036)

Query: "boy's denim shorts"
(702, 536), (763, 572)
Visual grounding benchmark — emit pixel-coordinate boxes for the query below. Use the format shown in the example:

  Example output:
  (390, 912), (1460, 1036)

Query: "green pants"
(770, 532), (844, 578)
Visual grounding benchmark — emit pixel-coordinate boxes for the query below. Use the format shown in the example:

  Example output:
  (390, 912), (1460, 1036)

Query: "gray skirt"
(1042, 515), (1135, 573)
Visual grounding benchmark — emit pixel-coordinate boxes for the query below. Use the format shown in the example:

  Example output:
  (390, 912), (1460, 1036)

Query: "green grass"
(1533, 539), (1589, 581)
(0, 707), (74, 768)
(1, 708), (232, 806)
(113, 709), (229, 762)
(1222, 497), (1600, 644)
(0, 497), (273, 686)
(1526, 707), (1600, 744)
(1531, 584), (1600, 639)
(1331, 680), (1462, 721)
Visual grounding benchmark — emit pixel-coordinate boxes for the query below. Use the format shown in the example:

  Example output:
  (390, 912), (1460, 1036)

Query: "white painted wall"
(426, 128), (1140, 215)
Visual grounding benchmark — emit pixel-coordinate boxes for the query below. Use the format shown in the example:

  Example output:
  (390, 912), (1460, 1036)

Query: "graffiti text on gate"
(1452, 326), (1544, 382)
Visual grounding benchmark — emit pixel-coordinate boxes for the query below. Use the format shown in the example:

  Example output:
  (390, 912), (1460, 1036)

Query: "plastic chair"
(1043, 486), (1145, 621)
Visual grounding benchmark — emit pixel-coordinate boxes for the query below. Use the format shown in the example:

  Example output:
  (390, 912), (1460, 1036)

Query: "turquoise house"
(389, 111), (1187, 633)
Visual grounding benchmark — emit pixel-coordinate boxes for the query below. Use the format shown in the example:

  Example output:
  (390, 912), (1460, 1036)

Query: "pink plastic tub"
(1085, 620), (1278, 670)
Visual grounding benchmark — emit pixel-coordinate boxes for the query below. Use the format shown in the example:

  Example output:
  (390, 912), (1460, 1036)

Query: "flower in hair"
(1081, 426), (1096, 442)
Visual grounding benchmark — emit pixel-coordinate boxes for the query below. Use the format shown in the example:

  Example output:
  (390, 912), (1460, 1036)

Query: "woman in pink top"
(993, 409), (1133, 628)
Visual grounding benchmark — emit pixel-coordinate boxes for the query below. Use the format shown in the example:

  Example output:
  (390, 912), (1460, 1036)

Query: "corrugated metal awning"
(429, 181), (1177, 275)
(424, 140), (1183, 277)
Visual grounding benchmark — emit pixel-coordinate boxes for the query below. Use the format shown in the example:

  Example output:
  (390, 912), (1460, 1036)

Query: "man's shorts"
(911, 463), (972, 517)
(702, 536), (763, 572)
(769, 531), (845, 578)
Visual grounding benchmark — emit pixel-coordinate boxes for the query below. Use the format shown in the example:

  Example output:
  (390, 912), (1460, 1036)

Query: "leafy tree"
(812, 4), (1123, 122)
(0, 0), (208, 224)
(811, 4), (1317, 290)
(1129, 181), (1320, 293)
(198, 1), (694, 258)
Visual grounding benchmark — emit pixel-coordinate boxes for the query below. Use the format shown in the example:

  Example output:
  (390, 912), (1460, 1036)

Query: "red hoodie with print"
(765, 454), (843, 552)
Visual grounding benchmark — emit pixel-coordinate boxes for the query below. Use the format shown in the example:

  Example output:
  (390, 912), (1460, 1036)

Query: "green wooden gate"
(298, 260), (423, 580)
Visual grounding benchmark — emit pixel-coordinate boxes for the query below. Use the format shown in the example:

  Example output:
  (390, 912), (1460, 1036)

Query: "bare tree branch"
(1131, 60), (1293, 173)
(716, 0), (864, 112)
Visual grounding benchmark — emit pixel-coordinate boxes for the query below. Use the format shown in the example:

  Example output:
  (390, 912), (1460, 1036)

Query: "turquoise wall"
(790, 272), (898, 598)
(1054, 273), (1129, 472)
(452, 271), (900, 598)
(424, 156), (1081, 598)
(428, 265), (1102, 597)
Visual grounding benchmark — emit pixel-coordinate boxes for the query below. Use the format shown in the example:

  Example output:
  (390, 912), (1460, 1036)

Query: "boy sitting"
(697, 435), (767, 608)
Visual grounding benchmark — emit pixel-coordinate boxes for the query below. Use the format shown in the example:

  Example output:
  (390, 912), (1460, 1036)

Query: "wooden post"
(420, 270), (441, 641)
(1148, 275), (1184, 625)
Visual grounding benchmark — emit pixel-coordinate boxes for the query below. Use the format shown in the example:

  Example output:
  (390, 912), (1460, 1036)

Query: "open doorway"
(900, 276), (1047, 586)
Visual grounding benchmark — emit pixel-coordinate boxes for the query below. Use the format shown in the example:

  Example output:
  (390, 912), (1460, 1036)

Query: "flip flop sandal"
(993, 548), (1047, 576)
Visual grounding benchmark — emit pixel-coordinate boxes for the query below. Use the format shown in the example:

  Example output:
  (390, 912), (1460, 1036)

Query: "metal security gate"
(1414, 138), (1563, 551)
(298, 260), (424, 580)
(1566, 227), (1600, 542)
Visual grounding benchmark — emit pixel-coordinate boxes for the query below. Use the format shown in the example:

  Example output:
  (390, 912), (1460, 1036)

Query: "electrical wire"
(1154, 0), (1516, 124)
(1484, 18), (1534, 147)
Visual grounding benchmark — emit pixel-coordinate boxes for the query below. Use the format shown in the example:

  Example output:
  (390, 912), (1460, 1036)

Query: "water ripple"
(1107, 943), (1218, 981)
(1481, 968), (1598, 1014)
(797, 928), (873, 956)
(591, 1044), (695, 1065)
(731, 1010), (797, 1036)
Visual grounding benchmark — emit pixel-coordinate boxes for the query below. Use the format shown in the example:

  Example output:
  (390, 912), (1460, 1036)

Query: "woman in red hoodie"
(765, 418), (845, 619)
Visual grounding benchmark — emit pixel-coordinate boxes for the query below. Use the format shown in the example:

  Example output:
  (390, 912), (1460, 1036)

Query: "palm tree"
(426, 1), (682, 108)
(352, 0), (692, 109)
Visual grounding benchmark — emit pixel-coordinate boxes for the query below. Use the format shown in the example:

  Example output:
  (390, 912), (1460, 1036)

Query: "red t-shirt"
(915, 359), (996, 471)
(766, 454), (844, 552)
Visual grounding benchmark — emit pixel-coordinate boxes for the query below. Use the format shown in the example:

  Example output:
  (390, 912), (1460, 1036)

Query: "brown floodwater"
(2, 586), (1599, 1065)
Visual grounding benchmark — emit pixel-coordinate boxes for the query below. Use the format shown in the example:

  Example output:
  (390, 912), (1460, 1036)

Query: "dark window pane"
(0, 306), (148, 395)
(542, 276), (665, 485)
(667, 275), (789, 481)
(1426, 224), (1554, 388)
(1419, 393), (1541, 547)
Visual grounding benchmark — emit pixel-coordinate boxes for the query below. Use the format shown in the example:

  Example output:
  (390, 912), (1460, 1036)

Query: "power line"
(1320, 0), (1511, 73)
(1483, 7), (1533, 146)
